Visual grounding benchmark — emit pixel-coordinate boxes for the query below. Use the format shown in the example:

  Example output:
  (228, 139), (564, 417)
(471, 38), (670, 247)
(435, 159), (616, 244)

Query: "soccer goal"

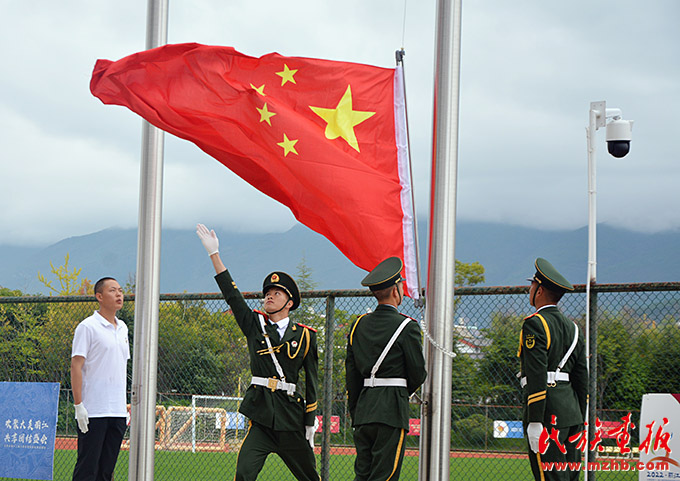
(161, 395), (245, 453)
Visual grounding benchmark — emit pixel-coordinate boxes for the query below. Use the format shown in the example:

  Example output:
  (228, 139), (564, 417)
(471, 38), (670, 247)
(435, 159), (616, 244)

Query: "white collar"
(274, 317), (290, 336)
(537, 304), (557, 313)
(94, 310), (119, 328)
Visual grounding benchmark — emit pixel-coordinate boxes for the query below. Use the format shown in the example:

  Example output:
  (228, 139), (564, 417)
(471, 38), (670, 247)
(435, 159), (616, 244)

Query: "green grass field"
(1, 450), (643, 481)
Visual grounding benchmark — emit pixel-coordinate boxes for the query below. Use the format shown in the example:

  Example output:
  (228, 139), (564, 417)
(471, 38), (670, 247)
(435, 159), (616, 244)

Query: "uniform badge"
(525, 334), (535, 349)
(271, 273), (280, 282)
(291, 341), (298, 348)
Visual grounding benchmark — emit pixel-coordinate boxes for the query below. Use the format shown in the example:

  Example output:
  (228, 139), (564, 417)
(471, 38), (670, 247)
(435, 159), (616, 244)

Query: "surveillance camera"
(606, 118), (634, 158)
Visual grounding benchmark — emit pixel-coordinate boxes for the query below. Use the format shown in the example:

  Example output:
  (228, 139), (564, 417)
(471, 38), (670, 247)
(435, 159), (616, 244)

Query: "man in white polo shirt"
(71, 277), (130, 481)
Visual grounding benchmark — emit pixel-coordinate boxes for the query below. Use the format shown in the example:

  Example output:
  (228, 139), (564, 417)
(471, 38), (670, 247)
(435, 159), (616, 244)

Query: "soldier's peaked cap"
(361, 257), (404, 291)
(262, 271), (300, 311)
(528, 257), (574, 293)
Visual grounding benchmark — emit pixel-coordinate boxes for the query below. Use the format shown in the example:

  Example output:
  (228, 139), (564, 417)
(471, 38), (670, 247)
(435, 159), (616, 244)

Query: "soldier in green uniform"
(197, 223), (320, 481)
(519, 258), (588, 481)
(346, 257), (427, 481)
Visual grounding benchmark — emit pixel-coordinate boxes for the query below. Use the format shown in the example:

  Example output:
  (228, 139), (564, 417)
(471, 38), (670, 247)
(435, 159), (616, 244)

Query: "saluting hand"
(196, 223), (219, 256)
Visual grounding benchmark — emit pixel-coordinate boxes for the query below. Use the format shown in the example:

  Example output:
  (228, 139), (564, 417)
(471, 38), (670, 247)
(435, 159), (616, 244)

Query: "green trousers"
(353, 423), (406, 481)
(234, 421), (319, 481)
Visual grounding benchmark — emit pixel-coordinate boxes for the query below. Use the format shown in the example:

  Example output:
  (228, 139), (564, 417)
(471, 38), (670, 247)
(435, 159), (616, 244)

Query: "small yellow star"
(309, 85), (375, 152)
(250, 83), (266, 96)
(256, 103), (277, 126)
(277, 133), (298, 157)
(275, 64), (297, 86)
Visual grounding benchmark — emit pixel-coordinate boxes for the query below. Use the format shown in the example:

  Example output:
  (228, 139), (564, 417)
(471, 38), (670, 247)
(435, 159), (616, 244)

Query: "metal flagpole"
(128, 1), (168, 480)
(420, 0), (462, 479)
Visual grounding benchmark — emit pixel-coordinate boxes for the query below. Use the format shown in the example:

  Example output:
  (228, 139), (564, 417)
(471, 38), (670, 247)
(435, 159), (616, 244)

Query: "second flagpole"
(420, 0), (463, 479)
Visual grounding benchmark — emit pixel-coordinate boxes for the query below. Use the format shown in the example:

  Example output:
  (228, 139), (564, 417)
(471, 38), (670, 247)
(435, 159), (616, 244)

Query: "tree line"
(2, 256), (677, 448)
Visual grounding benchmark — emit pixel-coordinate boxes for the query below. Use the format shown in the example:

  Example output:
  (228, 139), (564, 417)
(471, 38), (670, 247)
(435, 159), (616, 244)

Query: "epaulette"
(349, 314), (368, 346)
(402, 314), (418, 322)
(253, 309), (269, 319)
(523, 312), (538, 321)
(297, 322), (317, 332)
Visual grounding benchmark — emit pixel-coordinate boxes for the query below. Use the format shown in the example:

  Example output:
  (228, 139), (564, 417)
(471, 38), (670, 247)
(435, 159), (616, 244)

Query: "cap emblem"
(271, 273), (280, 282)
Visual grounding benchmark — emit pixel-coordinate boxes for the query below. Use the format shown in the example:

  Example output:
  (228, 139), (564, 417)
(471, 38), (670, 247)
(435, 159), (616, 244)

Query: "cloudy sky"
(2, 0), (678, 247)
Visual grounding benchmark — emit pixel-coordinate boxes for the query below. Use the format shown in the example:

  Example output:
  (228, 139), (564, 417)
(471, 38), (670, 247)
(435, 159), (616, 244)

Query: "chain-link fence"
(1, 282), (678, 480)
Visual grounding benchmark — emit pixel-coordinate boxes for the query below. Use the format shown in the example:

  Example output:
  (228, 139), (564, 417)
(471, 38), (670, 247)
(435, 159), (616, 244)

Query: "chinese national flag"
(90, 43), (419, 298)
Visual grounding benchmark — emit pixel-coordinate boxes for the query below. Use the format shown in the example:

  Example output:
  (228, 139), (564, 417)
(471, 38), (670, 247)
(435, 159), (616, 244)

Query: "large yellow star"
(309, 86), (375, 152)
(277, 133), (298, 157)
(256, 103), (277, 126)
(275, 64), (297, 86)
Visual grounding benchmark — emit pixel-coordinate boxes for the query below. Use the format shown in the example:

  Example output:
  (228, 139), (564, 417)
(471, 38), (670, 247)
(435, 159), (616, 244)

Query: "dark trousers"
(235, 421), (319, 481)
(73, 417), (126, 481)
(353, 423), (406, 481)
(528, 424), (582, 481)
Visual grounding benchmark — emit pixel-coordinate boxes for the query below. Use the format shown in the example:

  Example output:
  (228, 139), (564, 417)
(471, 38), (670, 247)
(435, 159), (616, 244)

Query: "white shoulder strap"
(555, 323), (579, 375)
(258, 313), (286, 381)
(370, 318), (411, 379)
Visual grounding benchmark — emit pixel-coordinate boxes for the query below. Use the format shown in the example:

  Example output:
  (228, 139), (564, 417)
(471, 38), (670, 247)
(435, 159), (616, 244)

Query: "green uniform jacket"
(345, 304), (427, 430)
(215, 270), (318, 431)
(518, 306), (588, 428)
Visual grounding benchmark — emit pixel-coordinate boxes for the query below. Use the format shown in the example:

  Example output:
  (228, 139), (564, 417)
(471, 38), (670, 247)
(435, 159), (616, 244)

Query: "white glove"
(527, 422), (543, 453)
(74, 403), (89, 434)
(305, 425), (316, 449)
(196, 223), (219, 256)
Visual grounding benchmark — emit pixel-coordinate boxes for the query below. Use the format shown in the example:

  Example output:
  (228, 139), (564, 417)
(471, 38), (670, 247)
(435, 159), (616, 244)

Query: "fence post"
(587, 289), (598, 481)
(485, 403), (489, 450)
(321, 295), (335, 480)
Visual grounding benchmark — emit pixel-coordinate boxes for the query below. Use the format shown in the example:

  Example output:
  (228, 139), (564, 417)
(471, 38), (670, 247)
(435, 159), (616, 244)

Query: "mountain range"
(1, 221), (678, 295)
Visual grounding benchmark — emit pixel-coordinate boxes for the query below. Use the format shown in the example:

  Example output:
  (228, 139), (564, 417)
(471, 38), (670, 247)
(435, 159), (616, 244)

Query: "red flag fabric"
(90, 43), (419, 298)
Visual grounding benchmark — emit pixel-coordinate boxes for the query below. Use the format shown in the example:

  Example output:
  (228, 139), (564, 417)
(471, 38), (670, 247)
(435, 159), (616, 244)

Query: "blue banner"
(0, 382), (60, 480)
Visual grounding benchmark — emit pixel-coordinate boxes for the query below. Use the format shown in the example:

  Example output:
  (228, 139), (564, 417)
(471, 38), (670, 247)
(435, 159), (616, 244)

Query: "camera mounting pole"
(584, 100), (604, 481)
(586, 101), (605, 285)
(584, 100), (632, 480)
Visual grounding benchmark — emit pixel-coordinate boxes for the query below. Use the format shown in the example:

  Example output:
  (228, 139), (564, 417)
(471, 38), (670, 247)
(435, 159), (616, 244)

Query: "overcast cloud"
(1, 0), (678, 246)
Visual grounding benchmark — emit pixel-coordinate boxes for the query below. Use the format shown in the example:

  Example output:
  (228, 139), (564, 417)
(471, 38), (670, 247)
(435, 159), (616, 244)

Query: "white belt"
(251, 376), (296, 396)
(519, 371), (569, 388)
(364, 377), (407, 388)
(363, 319), (411, 390)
